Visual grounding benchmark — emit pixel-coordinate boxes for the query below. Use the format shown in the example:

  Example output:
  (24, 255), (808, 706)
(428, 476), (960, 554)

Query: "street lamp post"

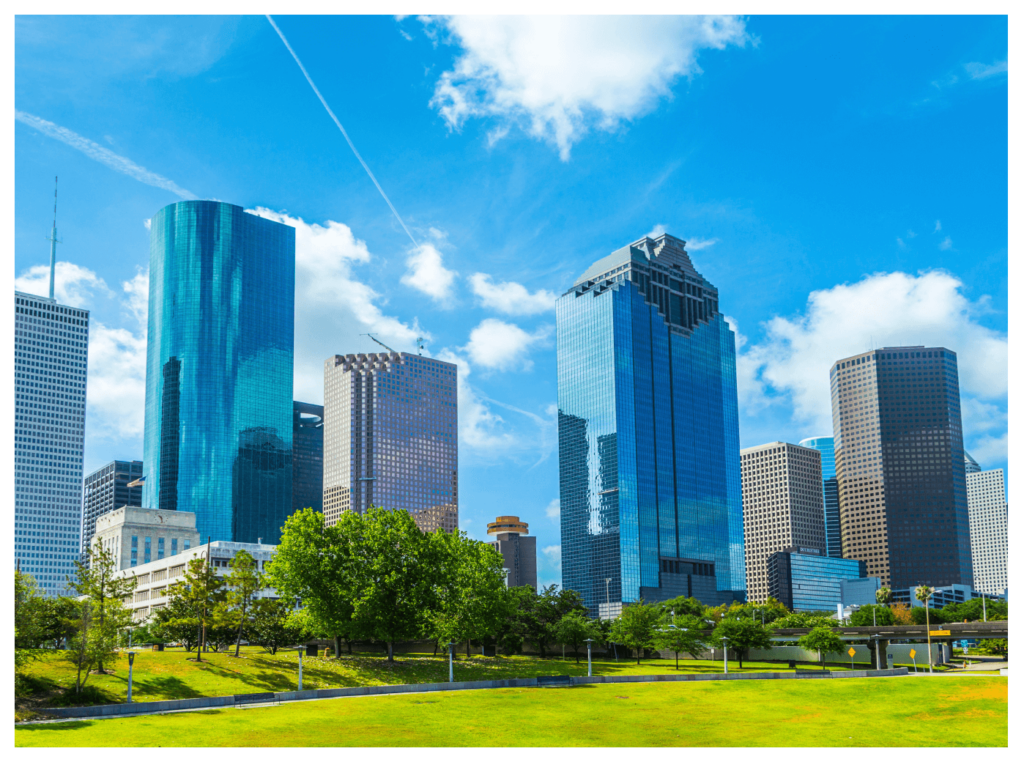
(297, 646), (304, 691)
(126, 652), (135, 704)
(448, 642), (455, 683)
(585, 638), (593, 677)
(720, 637), (730, 675)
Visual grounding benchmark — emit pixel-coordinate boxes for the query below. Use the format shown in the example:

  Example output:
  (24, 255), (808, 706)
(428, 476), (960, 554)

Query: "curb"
(26, 667), (908, 722)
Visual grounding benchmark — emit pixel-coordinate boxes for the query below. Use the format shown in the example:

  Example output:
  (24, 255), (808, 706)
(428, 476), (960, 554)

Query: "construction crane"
(361, 333), (396, 353)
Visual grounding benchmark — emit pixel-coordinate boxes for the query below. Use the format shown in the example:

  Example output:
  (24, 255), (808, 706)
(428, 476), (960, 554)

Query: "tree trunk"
(235, 611), (244, 658)
(434, 640), (439, 657)
(636, 647), (640, 665)
(387, 641), (394, 663)
(334, 635), (341, 658)
(467, 639), (471, 658)
(196, 622), (203, 662)
(676, 651), (680, 670)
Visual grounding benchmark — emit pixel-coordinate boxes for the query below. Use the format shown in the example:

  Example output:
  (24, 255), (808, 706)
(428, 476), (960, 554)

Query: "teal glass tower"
(557, 234), (745, 615)
(799, 436), (842, 558)
(143, 201), (296, 545)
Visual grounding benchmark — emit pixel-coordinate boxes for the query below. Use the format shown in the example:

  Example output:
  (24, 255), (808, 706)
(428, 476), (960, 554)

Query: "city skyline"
(13, 15), (1007, 588)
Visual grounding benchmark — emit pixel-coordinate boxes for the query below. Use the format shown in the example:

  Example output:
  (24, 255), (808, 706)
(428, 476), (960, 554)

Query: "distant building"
(323, 352), (458, 533)
(142, 200), (295, 545)
(766, 547), (866, 612)
(292, 402), (324, 514)
(14, 290), (90, 595)
(830, 347), (971, 589)
(110, 536), (278, 623)
(557, 233), (744, 615)
(81, 460), (144, 562)
(964, 452), (981, 474)
(741, 442), (827, 603)
(798, 437), (842, 558)
(92, 505), (201, 572)
(965, 463), (1007, 596)
(891, 583), (1003, 610)
(487, 516), (537, 589)
(840, 577), (881, 607)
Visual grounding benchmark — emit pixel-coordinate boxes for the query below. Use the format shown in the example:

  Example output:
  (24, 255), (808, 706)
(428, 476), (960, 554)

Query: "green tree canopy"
(654, 613), (709, 669)
(656, 595), (708, 619)
(849, 604), (896, 627)
(609, 599), (662, 664)
(554, 610), (602, 664)
(249, 598), (303, 655)
(798, 626), (846, 669)
(67, 545), (136, 674)
(770, 612), (839, 630)
(218, 549), (263, 657)
(711, 617), (771, 669)
(167, 556), (225, 662)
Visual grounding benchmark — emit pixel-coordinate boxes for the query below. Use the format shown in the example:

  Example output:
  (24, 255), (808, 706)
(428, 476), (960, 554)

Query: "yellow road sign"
(930, 630), (951, 636)
(848, 647), (856, 657)
(909, 649), (917, 659)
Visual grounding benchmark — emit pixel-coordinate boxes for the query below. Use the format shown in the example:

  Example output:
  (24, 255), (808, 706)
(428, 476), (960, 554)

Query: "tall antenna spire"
(45, 175), (61, 301)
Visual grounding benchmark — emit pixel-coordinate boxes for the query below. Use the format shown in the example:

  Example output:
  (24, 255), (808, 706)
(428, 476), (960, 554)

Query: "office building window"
(171, 538), (178, 556)
(144, 536), (151, 564)
(158, 537), (165, 560)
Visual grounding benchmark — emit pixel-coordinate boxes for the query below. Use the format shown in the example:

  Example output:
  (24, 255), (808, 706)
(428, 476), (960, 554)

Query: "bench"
(234, 692), (277, 705)
(536, 675), (572, 687)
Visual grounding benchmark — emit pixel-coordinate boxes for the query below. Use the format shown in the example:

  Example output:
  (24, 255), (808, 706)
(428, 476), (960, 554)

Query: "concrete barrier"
(31, 668), (908, 721)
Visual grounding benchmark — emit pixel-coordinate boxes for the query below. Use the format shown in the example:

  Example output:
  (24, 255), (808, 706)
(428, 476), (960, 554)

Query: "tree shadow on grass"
(17, 720), (97, 734)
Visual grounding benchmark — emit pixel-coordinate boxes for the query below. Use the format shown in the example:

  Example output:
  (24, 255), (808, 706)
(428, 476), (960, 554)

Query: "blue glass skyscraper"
(143, 201), (295, 545)
(799, 436), (842, 558)
(557, 233), (744, 615)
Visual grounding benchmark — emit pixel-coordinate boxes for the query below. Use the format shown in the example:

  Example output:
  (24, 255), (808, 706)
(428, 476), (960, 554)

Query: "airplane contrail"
(15, 110), (197, 200)
(266, 15), (419, 248)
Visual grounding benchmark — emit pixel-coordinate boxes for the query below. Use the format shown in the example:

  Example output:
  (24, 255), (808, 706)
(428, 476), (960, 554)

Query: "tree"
(249, 599), (303, 655)
(345, 507), (434, 663)
(890, 602), (913, 625)
(218, 550), (263, 657)
(798, 626), (846, 670)
(941, 597), (1008, 623)
(849, 605), (896, 627)
(916, 585), (935, 670)
(711, 618), (771, 669)
(528, 585), (588, 658)
(609, 599), (662, 664)
(555, 610), (602, 664)
(876, 587), (892, 606)
(151, 593), (202, 651)
(492, 585), (535, 656)
(656, 595), (707, 619)
(654, 613), (709, 669)
(64, 600), (98, 694)
(15, 571), (45, 650)
(770, 612), (840, 630)
(723, 598), (789, 625)
(168, 556), (224, 662)
(264, 508), (358, 658)
(67, 545), (135, 674)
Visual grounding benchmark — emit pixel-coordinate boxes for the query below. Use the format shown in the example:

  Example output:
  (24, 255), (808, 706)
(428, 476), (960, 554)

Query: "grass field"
(17, 645), (862, 712)
(15, 676), (1007, 747)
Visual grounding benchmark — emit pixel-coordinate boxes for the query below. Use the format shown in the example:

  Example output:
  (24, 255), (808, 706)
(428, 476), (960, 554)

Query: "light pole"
(720, 636), (729, 675)
(297, 646), (304, 691)
(448, 641), (455, 683)
(126, 652), (135, 703)
(585, 638), (593, 677)
(982, 594), (987, 623)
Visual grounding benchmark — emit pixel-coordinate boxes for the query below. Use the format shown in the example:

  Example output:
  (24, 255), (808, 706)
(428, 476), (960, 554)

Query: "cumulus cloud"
(14, 261), (113, 306)
(735, 271), (1007, 434)
(463, 318), (551, 372)
(469, 273), (557, 315)
(401, 242), (458, 305)
(424, 15), (749, 159)
(15, 110), (197, 199)
(939, 236), (953, 251)
(646, 224), (668, 238)
(542, 545), (562, 572)
(686, 237), (719, 251)
(436, 349), (518, 452)
(248, 208), (423, 403)
(545, 498), (561, 523)
(934, 220), (942, 233)
(965, 60), (1008, 80)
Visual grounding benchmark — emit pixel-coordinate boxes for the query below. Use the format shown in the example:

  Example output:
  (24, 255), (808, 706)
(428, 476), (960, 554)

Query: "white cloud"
(436, 349), (518, 452)
(463, 318), (551, 372)
(939, 236), (953, 251)
(968, 431), (1007, 465)
(686, 236), (719, 251)
(14, 261), (113, 306)
(425, 15), (749, 160)
(646, 224), (668, 238)
(896, 237), (906, 250)
(15, 110), (197, 199)
(87, 322), (147, 441)
(907, 229), (917, 239)
(401, 242), (457, 305)
(143, 218), (151, 231)
(542, 545), (562, 571)
(545, 498), (560, 523)
(965, 60), (1007, 80)
(468, 273), (557, 316)
(961, 398), (1008, 466)
(248, 208), (423, 403)
(934, 220), (942, 232)
(735, 271), (1008, 434)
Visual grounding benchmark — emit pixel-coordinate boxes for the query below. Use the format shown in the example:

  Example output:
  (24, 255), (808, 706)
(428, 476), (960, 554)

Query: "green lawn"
(17, 646), (859, 712)
(16, 676), (1007, 747)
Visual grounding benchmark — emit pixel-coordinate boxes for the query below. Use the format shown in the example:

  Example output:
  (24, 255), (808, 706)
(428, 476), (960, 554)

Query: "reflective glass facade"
(14, 292), (89, 595)
(292, 402), (324, 514)
(143, 201), (295, 545)
(767, 548), (866, 612)
(799, 436), (842, 558)
(830, 346), (971, 589)
(324, 352), (458, 533)
(558, 234), (744, 615)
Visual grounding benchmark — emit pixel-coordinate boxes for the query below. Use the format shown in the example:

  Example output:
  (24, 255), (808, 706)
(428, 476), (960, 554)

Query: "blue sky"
(13, 15), (1007, 588)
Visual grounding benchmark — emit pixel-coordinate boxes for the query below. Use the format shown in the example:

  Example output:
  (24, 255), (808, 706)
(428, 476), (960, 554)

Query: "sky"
(13, 15), (1008, 589)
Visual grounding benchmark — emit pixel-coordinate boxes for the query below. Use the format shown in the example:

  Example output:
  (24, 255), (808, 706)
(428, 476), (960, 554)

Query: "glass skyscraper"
(292, 401), (324, 514)
(830, 346), (972, 589)
(557, 233), (744, 615)
(799, 436), (842, 558)
(143, 201), (296, 545)
(14, 292), (89, 595)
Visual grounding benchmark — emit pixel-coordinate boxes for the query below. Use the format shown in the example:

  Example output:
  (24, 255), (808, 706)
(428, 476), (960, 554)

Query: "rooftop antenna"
(45, 175), (62, 300)
(416, 336), (425, 355)
(361, 333), (396, 353)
